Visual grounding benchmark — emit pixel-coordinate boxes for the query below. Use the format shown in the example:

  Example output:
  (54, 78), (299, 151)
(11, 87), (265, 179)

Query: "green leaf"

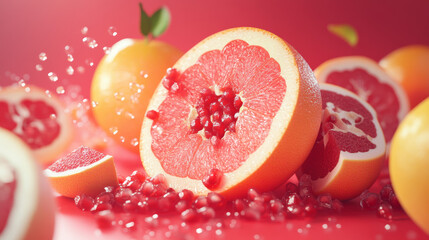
(328, 24), (359, 47)
(139, 3), (151, 37)
(150, 6), (171, 38)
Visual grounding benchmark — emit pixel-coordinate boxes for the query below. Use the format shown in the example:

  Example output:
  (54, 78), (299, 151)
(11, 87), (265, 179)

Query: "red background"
(1, 0), (429, 239)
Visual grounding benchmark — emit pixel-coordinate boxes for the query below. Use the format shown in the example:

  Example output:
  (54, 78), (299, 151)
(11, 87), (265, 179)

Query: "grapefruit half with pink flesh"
(140, 27), (322, 199)
(0, 85), (74, 165)
(314, 56), (409, 143)
(298, 83), (386, 200)
(0, 127), (56, 240)
(44, 146), (118, 198)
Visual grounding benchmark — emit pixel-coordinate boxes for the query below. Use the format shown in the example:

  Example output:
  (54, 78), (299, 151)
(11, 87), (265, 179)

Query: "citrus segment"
(380, 45), (429, 109)
(44, 146), (118, 198)
(315, 56), (409, 142)
(390, 98), (429, 235)
(0, 85), (74, 164)
(141, 27), (322, 199)
(0, 128), (56, 240)
(298, 84), (385, 200)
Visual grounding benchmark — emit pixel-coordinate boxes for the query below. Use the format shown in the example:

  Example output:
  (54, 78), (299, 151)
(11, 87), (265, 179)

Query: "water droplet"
(67, 54), (74, 62)
(103, 46), (111, 54)
(336, 223), (342, 229)
(322, 224), (328, 230)
(82, 37), (98, 48)
(109, 127), (118, 135)
(114, 92), (125, 101)
(18, 79), (26, 87)
(66, 66), (74, 75)
(39, 52), (47, 61)
(119, 136), (125, 143)
(64, 45), (74, 54)
(24, 87), (31, 93)
(91, 101), (98, 108)
(85, 59), (94, 67)
(45, 90), (52, 98)
(126, 112), (135, 120)
(35, 64), (43, 71)
(81, 26), (88, 35)
(115, 108), (123, 116)
(196, 228), (203, 234)
(215, 229), (223, 236)
(48, 72), (58, 82)
(130, 138), (139, 147)
(108, 26), (118, 36)
(56, 86), (65, 95)
(385, 224), (391, 231)
(77, 66), (85, 73)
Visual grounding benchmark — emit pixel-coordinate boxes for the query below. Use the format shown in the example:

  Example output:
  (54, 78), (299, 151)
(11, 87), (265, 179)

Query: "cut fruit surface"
(44, 146), (118, 198)
(0, 85), (74, 164)
(0, 127), (56, 240)
(314, 56), (409, 143)
(140, 27), (322, 199)
(298, 83), (386, 200)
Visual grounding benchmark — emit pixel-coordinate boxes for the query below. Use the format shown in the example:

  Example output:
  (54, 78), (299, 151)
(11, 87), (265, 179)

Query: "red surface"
(1, 0), (429, 239)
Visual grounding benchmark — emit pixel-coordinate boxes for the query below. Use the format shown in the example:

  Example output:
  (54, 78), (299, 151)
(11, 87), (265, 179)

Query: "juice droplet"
(91, 101), (98, 108)
(64, 45), (74, 54)
(48, 72), (58, 82)
(108, 26), (118, 36)
(81, 26), (88, 35)
(45, 90), (52, 98)
(18, 79), (26, 87)
(85, 59), (94, 67)
(119, 136), (125, 143)
(126, 112), (135, 120)
(115, 108), (123, 116)
(103, 46), (111, 55)
(67, 54), (74, 62)
(35, 64), (43, 71)
(24, 87), (31, 93)
(82, 37), (98, 49)
(109, 127), (118, 135)
(130, 138), (139, 147)
(66, 66), (74, 75)
(56, 86), (65, 95)
(39, 52), (47, 61)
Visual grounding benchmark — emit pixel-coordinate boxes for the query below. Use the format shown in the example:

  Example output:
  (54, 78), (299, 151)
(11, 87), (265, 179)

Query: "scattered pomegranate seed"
(241, 207), (261, 221)
(360, 192), (380, 210)
(95, 210), (115, 229)
(181, 208), (199, 223)
(202, 168), (224, 190)
(75, 194), (95, 211)
(146, 110), (159, 120)
(377, 202), (393, 220)
(380, 184), (393, 201)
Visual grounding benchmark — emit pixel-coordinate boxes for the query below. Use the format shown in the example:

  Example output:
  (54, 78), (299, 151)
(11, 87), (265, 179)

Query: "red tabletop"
(1, 0), (429, 239)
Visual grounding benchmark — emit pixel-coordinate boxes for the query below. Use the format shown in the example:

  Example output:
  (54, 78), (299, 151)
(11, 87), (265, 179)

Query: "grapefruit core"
(140, 27), (322, 199)
(44, 146), (118, 198)
(298, 84), (386, 200)
(0, 128), (56, 240)
(314, 56), (409, 143)
(0, 85), (74, 165)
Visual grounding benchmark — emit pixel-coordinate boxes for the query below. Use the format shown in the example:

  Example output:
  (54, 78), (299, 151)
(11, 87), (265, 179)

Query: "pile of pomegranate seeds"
(359, 184), (401, 220)
(74, 171), (350, 232)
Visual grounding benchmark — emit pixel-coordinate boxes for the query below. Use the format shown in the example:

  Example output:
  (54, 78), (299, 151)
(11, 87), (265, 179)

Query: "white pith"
(0, 128), (39, 240)
(315, 56), (410, 125)
(43, 155), (112, 177)
(311, 84), (386, 191)
(0, 86), (74, 164)
(141, 28), (302, 195)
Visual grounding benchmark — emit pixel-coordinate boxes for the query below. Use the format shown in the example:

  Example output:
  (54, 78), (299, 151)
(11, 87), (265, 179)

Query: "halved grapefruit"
(314, 56), (409, 143)
(44, 146), (118, 198)
(298, 83), (386, 200)
(0, 127), (56, 240)
(140, 27), (322, 199)
(0, 85), (74, 164)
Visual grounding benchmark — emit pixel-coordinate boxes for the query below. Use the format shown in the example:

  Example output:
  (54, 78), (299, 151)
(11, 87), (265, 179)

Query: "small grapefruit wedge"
(298, 83), (386, 200)
(0, 85), (74, 164)
(0, 127), (56, 240)
(140, 27), (322, 199)
(44, 146), (118, 198)
(314, 56), (409, 143)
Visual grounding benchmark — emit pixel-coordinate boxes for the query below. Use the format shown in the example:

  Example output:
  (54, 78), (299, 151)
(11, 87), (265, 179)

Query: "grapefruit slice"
(0, 127), (56, 240)
(298, 83), (386, 200)
(0, 85), (74, 164)
(140, 27), (322, 199)
(44, 146), (118, 198)
(314, 56), (409, 143)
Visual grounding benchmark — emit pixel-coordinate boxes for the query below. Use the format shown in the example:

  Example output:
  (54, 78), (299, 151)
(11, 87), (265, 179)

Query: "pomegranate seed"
(92, 202), (113, 212)
(304, 203), (317, 217)
(287, 204), (304, 217)
(170, 82), (180, 93)
(221, 114), (233, 126)
(181, 208), (199, 223)
(377, 202), (393, 220)
(270, 212), (286, 222)
(248, 200), (266, 214)
(122, 200), (138, 212)
(285, 182), (298, 194)
(284, 192), (302, 207)
(269, 199), (284, 213)
(210, 135), (220, 146)
(247, 189), (260, 201)
(146, 110), (159, 120)
(227, 122), (235, 131)
(158, 197), (175, 212)
(104, 186), (115, 193)
(389, 192), (401, 209)
(212, 111), (222, 122)
(115, 187), (133, 204)
(210, 101), (220, 113)
(317, 193), (333, 209)
(166, 67), (178, 79)
(95, 210), (115, 229)
(233, 199), (246, 212)
(117, 175), (126, 184)
(194, 196), (209, 208)
(360, 192), (380, 210)
(233, 95), (242, 109)
(240, 207), (261, 221)
(202, 169), (223, 190)
(162, 77), (173, 90)
(323, 122), (335, 133)
(175, 200), (190, 212)
(140, 181), (155, 196)
(190, 118), (203, 133)
(96, 192), (115, 204)
(130, 170), (147, 182)
(75, 194), (95, 211)
(178, 189), (194, 202)
(332, 199), (344, 212)
(222, 88), (235, 100)
(197, 206), (216, 220)
(380, 184), (393, 201)
(207, 192), (226, 209)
